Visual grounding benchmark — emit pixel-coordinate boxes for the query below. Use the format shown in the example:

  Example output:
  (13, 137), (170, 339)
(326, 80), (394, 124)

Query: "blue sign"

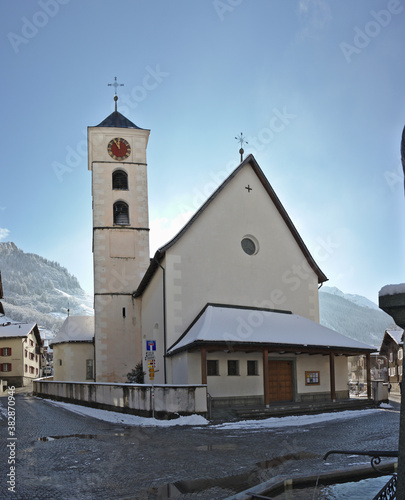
(146, 340), (156, 351)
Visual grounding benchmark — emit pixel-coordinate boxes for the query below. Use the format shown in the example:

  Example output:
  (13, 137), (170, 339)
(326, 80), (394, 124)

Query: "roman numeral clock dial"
(107, 137), (131, 160)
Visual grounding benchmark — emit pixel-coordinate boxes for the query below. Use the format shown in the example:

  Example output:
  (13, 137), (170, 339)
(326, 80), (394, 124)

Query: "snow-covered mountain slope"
(320, 286), (380, 311)
(319, 286), (397, 349)
(0, 242), (93, 333)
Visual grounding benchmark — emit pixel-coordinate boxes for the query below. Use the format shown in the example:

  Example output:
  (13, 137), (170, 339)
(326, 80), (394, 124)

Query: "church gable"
(139, 155), (327, 350)
(137, 154), (326, 297)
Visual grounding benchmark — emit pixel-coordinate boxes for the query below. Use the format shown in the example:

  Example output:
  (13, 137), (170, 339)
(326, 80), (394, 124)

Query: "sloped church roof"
(96, 110), (144, 129)
(135, 154), (328, 297)
(50, 316), (94, 347)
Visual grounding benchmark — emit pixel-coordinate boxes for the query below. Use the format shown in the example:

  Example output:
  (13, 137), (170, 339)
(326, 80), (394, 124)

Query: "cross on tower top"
(108, 77), (124, 112)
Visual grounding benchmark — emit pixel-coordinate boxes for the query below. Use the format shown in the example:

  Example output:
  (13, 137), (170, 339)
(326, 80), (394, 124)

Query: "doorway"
(268, 360), (293, 402)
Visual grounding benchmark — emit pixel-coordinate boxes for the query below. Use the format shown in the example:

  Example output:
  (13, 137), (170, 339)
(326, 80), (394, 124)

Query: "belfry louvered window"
(112, 170), (128, 190)
(113, 201), (129, 225)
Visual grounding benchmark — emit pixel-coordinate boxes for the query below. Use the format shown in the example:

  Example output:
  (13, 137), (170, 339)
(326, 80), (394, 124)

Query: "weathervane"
(235, 133), (248, 162)
(108, 76), (124, 112)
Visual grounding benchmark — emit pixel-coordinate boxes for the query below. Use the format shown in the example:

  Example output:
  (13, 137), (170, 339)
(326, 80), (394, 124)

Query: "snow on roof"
(168, 305), (376, 354)
(51, 316), (94, 345)
(379, 283), (405, 296)
(0, 321), (37, 338)
(0, 314), (16, 324)
(385, 329), (404, 345)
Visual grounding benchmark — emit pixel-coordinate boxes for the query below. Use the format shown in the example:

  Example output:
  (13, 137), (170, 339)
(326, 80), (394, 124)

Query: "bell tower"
(88, 92), (150, 382)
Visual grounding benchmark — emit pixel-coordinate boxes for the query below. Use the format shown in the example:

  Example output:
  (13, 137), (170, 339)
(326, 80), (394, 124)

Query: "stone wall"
(33, 380), (207, 419)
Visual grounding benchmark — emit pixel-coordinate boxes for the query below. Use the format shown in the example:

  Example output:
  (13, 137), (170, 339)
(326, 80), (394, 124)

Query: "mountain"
(320, 286), (380, 311)
(319, 286), (398, 348)
(0, 242), (93, 333)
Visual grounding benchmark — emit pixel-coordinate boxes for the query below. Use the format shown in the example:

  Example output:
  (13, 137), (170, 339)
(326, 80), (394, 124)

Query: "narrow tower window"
(112, 170), (128, 190)
(113, 201), (129, 225)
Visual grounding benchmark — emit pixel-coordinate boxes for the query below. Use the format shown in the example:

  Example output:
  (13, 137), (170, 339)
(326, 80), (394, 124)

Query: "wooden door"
(268, 360), (293, 402)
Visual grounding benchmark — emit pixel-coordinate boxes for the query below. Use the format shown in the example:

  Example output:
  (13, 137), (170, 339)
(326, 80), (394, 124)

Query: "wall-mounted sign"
(146, 340), (156, 351)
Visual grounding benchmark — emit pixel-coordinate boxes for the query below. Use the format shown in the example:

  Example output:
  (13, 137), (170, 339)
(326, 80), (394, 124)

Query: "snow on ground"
(213, 409), (387, 430)
(41, 398), (392, 430)
(43, 399), (209, 427)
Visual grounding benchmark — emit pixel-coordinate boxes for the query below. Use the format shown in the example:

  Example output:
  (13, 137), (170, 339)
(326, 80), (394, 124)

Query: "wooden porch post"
(263, 348), (269, 406)
(366, 353), (372, 399)
(201, 347), (207, 385)
(329, 352), (336, 402)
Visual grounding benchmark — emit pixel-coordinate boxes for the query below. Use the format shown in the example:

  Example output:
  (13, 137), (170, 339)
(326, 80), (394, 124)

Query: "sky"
(0, 0), (404, 304)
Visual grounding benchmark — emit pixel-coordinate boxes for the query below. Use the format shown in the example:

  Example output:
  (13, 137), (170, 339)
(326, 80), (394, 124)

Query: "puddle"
(139, 451), (321, 498)
(38, 433), (125, 441)
(38, 434), (99, 442)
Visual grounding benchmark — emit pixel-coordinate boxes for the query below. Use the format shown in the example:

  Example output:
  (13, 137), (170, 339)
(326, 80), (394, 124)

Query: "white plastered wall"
(296, 354), (348, 394)
(140, 268), (165, 384)
(53, 343), (94, 382)
(206, 351), (263, 398)
(171, 351), (202, 385)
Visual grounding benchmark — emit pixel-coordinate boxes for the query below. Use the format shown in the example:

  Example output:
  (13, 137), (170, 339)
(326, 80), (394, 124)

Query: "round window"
(241, 237), (256, 255)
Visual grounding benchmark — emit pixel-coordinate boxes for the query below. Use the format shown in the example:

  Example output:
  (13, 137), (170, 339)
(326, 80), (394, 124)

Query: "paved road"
(0, 391), (401, 500)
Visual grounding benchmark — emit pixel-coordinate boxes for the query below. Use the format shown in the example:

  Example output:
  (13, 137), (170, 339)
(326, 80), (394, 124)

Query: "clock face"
(107, 138), (131, 160)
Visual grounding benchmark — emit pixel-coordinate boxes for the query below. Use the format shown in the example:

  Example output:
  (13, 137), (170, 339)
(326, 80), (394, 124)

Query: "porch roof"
(167, 304), (376, 356)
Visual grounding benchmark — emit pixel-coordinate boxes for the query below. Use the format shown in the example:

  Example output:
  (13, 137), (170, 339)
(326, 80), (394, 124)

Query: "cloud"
(149, 211), (195, 255)
(0, 228), (10, 241)
(297, 0), (332, 39)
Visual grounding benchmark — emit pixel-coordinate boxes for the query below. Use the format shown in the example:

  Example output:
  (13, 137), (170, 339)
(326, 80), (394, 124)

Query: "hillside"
(319, 286), (397, 348)
(0, 242), (92, 332)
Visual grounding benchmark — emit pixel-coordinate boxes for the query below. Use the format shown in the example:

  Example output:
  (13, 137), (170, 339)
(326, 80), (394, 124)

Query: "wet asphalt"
(0, 390), (401, 500)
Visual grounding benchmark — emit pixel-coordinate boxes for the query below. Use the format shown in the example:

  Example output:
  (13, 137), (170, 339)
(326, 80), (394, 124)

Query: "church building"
(84, 93), (375, 407)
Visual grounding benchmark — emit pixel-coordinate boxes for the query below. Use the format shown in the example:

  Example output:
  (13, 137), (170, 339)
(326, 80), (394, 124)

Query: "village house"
(348, 353), (388, 396)
(380, 328), (404, 394)
(0, 320), (42, 387)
